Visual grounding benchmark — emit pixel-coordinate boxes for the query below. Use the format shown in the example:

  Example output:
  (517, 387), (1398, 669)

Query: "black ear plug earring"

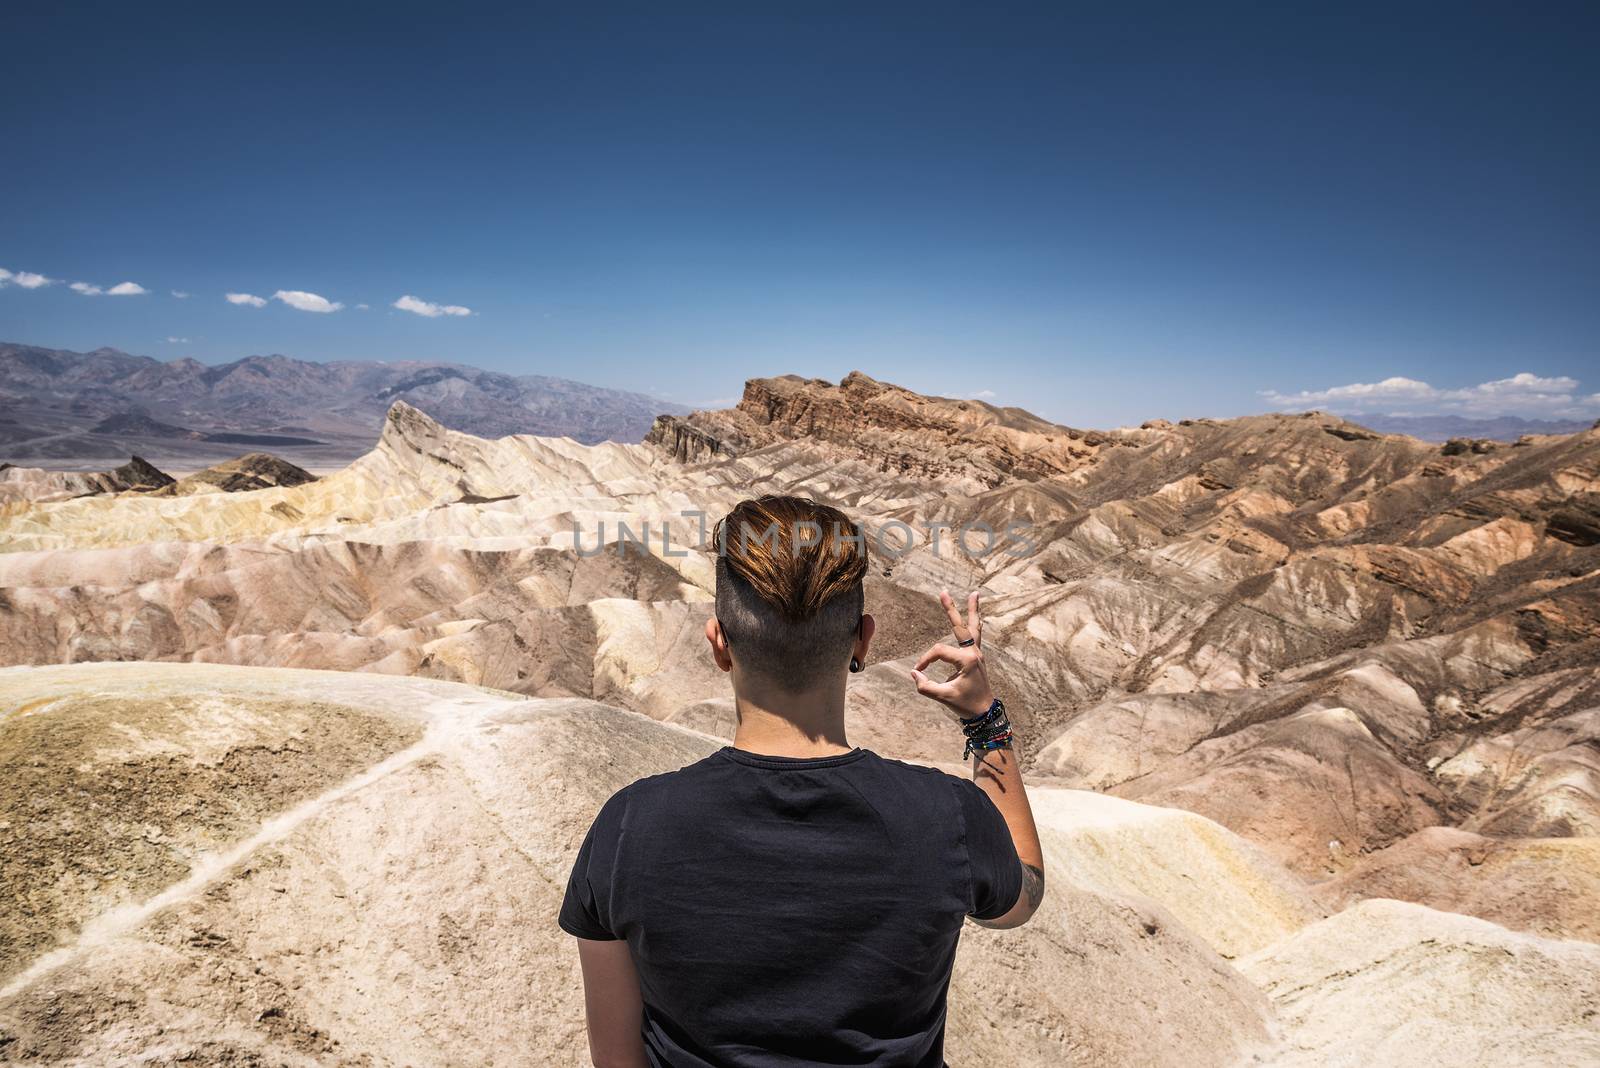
(849, 657), (862, 673)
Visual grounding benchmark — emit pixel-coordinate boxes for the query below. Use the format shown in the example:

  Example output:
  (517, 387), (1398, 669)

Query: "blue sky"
(2, 3), (1596, 428)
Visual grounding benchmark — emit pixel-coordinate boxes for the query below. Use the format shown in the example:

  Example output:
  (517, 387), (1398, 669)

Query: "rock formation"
(4, 662), (1596, 1066)
(0, 456), (174, 503)
(646, 371), (1115, 488)
(0, 663), (1283, 1067)
(1241, 899), (1600, 1066)
(2, 370), (1598, 1063)
(155, 453), (319, 495)
(0, 452), (316, 504)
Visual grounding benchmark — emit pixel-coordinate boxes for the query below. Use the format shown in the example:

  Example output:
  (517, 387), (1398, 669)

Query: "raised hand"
(909, 590), (996, 718)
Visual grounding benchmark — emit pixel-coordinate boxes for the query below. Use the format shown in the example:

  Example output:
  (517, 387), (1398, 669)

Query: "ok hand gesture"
(910, 590), (996, 719)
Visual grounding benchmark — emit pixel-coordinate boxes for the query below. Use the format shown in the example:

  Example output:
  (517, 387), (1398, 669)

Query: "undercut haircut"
(713, 495), (868, 693)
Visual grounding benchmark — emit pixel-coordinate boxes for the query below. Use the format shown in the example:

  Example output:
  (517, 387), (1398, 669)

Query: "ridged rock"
(1241, 899), (1600, 1066)
(156, 453), (318, 495)
(0, 662), (1278, 1068)
(2, 385), (1598, 947)
(649, 371), (1117, 487)
(0, 455), (174, 503)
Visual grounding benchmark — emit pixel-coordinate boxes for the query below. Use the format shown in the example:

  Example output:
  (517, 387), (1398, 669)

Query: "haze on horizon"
(1, 3), (1596, 430)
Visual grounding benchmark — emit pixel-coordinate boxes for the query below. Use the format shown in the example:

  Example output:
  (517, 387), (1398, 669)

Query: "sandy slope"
(1243, 899), (1600, 1066)
(2, 663), (1596, 1066)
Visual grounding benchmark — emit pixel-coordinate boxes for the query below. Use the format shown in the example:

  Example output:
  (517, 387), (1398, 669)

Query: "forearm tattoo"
(1021, 862), (1045, 910)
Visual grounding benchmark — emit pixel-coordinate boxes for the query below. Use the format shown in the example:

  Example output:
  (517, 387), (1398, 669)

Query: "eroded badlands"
(2, 372), (1598, 1064)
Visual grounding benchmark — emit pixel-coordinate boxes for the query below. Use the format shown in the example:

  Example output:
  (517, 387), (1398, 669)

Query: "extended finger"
(940, 589), (973, 644)
(914, 642), (970, 673)
(966, 591), (982, 648)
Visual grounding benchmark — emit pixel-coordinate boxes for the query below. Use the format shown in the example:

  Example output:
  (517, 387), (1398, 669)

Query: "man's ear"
(705, 615), (734, 673)
(853, 613), (876, 664)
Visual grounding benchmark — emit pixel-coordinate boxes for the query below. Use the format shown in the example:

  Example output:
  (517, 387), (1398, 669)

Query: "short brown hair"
(713, 496), (868, 691)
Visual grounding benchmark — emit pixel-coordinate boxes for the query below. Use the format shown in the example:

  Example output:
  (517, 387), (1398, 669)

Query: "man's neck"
(730, 682), (852, 758)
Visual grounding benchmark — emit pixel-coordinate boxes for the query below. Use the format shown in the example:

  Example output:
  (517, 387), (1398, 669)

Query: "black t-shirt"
(559, 745), (1023, 1068)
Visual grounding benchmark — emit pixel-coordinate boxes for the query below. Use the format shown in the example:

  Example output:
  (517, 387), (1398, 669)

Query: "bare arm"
(910, 590), (1046, 929)
(575, 937), (650, 1068)
(967, 744), (1045, 928)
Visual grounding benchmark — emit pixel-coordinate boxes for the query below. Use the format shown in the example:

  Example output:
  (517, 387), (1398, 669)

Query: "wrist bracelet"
(961, 697), (1013, 760)
(959, 698), (1004, 728)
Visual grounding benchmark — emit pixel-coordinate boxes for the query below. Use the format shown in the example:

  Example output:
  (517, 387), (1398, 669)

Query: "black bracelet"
(959, 698), (1005, 729)
(961, 698), (1013, 759)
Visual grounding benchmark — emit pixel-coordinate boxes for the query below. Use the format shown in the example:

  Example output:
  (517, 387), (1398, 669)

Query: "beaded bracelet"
(959, 701), (1004, 729)
(961, 697), (1014, 760)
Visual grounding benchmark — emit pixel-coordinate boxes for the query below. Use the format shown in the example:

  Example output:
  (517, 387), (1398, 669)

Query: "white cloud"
(393, 294), (471, 318)
(274, 289), (343, 313)
(972, 389), (997, 399)
(0, 268), (54, 289)
(356, 302), (370, 310)
(225, 292), (268, 307)
(1261, 372), (1600, 421)
(171, 290), (190, 299)
(69, 280), (146, 296)
(165, 336), (190, 344)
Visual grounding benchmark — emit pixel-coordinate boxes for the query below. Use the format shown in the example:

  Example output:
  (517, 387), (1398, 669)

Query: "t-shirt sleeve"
(955, 778), (1024, 921)
(558, 798), (624, 941)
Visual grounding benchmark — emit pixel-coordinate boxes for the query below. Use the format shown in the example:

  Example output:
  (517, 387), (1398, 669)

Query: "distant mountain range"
(1351, 412), (1595, 442)
(7, 340), (1588, 470)
(0, 341), (689, 466)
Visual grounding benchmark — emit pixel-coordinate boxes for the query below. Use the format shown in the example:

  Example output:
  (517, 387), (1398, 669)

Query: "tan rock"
(0, 661), (1278, 1068)
(1319, 826), (1600, 943)
(1241, 899), (1600, 1066)
(3, 384), (1599, 941)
